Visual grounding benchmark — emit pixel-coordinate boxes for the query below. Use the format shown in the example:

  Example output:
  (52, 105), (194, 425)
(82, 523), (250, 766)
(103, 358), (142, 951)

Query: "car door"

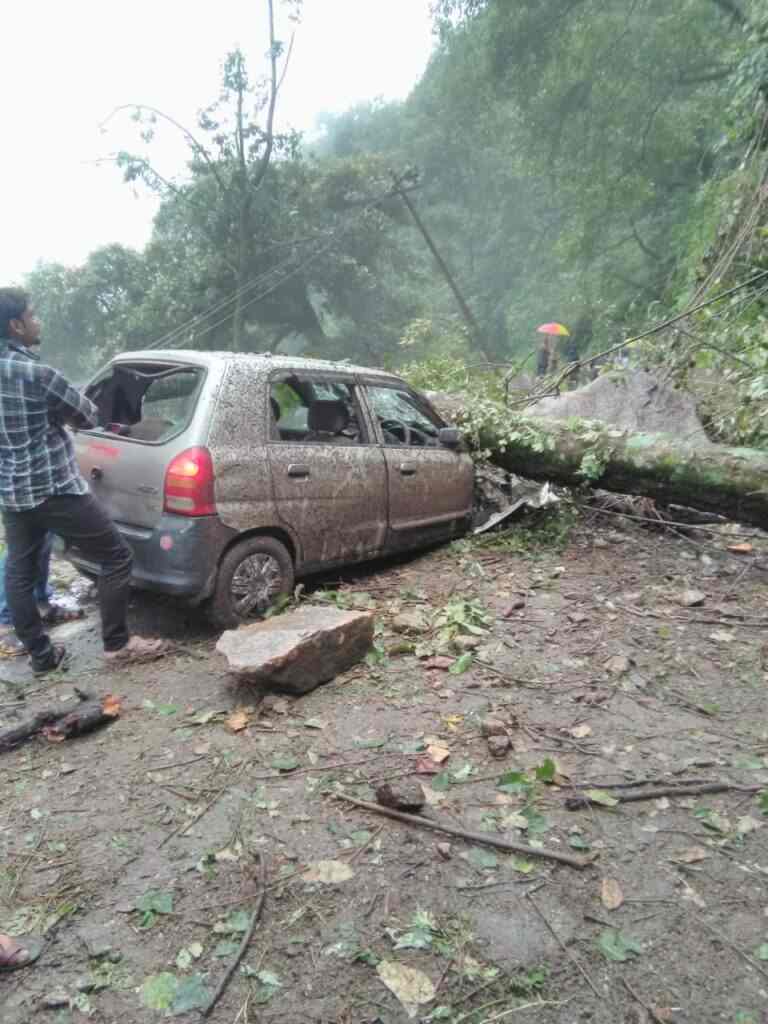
(363, 381), (474, 542)
(266, 371), (388, 569)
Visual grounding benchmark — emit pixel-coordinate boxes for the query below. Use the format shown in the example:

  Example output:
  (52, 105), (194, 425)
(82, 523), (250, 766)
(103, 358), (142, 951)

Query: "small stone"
(392, 609), (431, 635)
(604, 654), (633, 676)
(487, 735), (511, 758)
(84, 939), (113, 959)
(678, 589), (706, 608)
(436, 842), (452, 860)
(107, 950), (123, 964)
(567, 611), (588, 624)
(455, 636), (480, 651)
(502, 597), (526, 617)
(376, 780), (426, 812)
(481, 716), (507, 738)
(41, 989), (70, 1009)
(75, 977), (94, 993)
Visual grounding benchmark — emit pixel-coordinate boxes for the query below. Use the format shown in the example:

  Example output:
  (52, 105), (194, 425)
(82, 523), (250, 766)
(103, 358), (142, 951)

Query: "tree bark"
(432, 394), (768, 528)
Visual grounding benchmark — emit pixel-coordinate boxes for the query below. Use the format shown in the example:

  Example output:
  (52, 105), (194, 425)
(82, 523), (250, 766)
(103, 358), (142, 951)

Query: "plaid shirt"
(0, 342), (97, 511)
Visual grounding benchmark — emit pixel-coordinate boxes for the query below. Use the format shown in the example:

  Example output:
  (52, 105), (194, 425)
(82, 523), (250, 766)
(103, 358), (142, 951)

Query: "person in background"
(0, 535), (83, 656)
(0, 287), (168, 674)
(536, 334), (555, 377)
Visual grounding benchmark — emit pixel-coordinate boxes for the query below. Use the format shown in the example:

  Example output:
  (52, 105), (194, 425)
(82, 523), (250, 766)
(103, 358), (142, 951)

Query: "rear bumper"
(63, 514), (236, 602)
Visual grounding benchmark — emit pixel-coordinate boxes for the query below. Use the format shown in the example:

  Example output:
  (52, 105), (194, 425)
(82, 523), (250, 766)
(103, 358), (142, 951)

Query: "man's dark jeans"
(2, 493), (132, 661)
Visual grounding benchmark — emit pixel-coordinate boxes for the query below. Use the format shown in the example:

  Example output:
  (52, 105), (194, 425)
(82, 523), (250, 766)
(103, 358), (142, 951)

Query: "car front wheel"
(209, 535), (294, 630)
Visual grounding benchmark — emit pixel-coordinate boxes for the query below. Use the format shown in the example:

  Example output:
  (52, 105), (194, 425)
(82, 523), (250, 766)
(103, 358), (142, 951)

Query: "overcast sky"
(1, 0), (434, 284)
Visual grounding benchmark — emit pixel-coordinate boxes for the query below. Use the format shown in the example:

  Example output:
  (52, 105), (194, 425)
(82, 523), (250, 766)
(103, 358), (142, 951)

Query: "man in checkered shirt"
(0, 288), (167, 674)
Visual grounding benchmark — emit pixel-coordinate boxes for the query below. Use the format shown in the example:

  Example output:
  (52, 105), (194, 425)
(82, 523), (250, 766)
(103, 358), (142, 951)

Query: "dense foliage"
(23, 0), (768, 443)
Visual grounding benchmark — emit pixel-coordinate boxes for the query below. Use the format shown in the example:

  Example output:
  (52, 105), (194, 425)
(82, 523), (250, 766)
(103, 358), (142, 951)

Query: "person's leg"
(2, 509), (53, 662)
(33, 532), (55, 605)
(0, 551), (11, 627)
(37, 494), (132, 651)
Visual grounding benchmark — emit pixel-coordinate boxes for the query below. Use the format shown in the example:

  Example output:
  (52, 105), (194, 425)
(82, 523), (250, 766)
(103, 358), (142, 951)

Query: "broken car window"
(269, 377), (365, 444)
(365, 385), (441, 447)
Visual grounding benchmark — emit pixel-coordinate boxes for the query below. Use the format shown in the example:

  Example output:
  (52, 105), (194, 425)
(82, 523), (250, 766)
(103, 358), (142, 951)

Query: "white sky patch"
(1, 0), (434, 282)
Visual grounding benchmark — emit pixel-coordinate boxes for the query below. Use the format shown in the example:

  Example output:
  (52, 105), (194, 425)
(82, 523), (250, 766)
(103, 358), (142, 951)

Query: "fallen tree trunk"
(431, 394), (768, 529)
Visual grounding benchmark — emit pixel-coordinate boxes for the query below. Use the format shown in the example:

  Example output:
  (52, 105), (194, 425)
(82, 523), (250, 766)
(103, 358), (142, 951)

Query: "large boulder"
(216, 605), (374, 695)
(527, 369), (712, 447)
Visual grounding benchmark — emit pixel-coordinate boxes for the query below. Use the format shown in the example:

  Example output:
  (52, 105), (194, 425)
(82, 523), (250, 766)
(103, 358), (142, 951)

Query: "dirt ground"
(2, 507), (768, 1024)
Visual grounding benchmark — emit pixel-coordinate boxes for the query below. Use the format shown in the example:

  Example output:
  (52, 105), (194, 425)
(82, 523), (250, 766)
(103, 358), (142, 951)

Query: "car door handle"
(399, 462), (417, 476)
(287, 464), (310, 478)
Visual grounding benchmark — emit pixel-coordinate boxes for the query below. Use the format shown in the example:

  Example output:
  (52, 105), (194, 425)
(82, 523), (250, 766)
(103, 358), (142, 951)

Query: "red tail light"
(163, 446), (216, 517)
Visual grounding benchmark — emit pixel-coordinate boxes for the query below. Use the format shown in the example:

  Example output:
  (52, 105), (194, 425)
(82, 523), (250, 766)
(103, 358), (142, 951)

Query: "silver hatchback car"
(67, 351), (474, 627)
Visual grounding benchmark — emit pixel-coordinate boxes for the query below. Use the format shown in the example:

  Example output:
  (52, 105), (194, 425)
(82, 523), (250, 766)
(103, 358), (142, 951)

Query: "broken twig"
(202, 851), (266, 1018)
(565, 782), (758, 810)
(526, 890), (602, 999)
(336, 794), (594, 869)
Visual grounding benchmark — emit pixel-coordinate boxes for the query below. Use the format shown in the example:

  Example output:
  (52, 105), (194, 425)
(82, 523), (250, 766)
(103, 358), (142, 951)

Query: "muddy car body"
(67, 351), (474, 627)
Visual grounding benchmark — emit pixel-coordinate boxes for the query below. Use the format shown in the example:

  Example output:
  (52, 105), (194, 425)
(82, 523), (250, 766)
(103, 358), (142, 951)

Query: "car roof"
(111, 349), (407, 383)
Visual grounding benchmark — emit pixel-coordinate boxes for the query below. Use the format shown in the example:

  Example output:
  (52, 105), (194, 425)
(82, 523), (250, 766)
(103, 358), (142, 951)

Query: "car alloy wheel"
(230, 552), (283, 617)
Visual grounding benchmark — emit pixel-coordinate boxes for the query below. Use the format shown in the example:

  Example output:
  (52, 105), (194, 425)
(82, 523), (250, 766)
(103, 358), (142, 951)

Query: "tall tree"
(110, 1), (299, 350)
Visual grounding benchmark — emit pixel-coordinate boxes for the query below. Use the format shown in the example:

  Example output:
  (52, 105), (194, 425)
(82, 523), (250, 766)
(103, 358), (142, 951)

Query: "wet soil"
(2, 512), (768, 1024)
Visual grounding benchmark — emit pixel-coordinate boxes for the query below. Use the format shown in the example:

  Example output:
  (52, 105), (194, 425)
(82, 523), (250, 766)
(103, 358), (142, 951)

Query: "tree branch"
(102, 104), (228, 195)
(252, 0), (279, 192)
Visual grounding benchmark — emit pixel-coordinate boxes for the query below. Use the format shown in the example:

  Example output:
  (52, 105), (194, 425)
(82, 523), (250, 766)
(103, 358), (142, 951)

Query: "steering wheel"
(380, 418), (413, 445)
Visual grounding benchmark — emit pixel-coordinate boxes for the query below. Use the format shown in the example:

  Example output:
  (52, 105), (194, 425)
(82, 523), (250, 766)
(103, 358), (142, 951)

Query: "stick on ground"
(337, 794), (594, 869)
(565, 782), (759, 810)
(201, 851), (266, 1018)
(0, 689), (94, 753)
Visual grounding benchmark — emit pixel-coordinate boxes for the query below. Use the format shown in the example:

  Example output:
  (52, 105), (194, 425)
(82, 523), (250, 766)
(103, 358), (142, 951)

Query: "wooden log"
(0, 691), (120, 753)
(0, 690), (92, 753)
(41, 697), (121, 744)
(431, 393), (768, 529)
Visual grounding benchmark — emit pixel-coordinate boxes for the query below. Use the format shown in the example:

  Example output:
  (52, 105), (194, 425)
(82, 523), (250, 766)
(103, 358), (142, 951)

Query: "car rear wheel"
(209, 536), (295, 630)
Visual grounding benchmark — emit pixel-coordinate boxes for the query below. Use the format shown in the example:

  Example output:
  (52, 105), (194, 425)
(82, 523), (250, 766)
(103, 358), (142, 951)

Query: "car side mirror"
(438, 426), (462, 448)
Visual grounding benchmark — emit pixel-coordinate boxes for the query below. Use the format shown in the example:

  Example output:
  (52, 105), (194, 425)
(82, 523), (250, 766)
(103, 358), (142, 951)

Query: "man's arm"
(41, 366), (98, 430)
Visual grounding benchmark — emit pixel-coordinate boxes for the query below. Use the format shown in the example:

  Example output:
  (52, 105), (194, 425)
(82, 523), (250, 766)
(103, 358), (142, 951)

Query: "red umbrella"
(536, 322), (570, 336)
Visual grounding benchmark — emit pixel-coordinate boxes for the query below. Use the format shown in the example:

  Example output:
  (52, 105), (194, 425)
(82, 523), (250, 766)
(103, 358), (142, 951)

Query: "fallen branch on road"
(336, 793), (594, 870)
(0, 689), (122, 753)
(565, 781), (760, 810)
(202, 851), (266, 1018)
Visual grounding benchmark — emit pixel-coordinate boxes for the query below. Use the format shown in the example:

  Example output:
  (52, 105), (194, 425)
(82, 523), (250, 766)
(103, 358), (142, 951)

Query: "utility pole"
(391, 173), (493, 364)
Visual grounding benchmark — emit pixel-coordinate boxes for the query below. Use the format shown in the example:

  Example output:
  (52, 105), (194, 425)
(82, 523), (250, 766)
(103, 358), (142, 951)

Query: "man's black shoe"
(31, 644), (69, 677)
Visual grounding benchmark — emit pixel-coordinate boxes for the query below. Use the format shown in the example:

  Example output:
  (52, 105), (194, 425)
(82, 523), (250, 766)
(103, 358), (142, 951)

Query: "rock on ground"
(528, 369), (712, 446)
(376, 780), (426, 812)
(216, 606), (374, 695)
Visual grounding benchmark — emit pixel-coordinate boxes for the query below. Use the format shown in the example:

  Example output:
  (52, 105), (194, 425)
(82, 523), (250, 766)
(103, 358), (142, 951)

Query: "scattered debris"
(601, 878), (625, 911)
(0, 690), (122, 753)
(487, 735), (511, 759)
(375, 780), (426, 812)
(303, 860), (356, 884)
(481, 716), (508, 738)
(376, 960), (436, 1019)
(337, 793), (594, 869)
(216, 606), (374, 694)
(41, 989), (70, 1009)
(392, 609), (431, 635)
(201, 852), (266, 1018)
(566, 781), (758, 810)
(473, 480), (559, 535)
